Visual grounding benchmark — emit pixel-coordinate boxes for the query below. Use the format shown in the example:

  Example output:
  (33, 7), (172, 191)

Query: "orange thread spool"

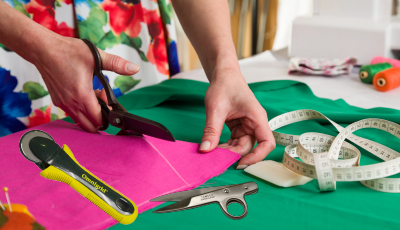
(373, 67), (400, 92)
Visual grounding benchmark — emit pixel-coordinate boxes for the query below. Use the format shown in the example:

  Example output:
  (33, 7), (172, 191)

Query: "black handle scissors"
(82, 39), (175, 141)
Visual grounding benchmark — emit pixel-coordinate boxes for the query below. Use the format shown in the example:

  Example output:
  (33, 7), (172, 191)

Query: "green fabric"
(64, 79), (400, 229)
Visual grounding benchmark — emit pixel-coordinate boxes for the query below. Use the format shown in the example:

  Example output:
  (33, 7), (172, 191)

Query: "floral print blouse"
(0, 0), (180, 137)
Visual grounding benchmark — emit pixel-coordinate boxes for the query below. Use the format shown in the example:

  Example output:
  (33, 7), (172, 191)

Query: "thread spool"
(373, 67), (400, 92)
(359, 63), (392, 84)
(371, 56), (400, 68)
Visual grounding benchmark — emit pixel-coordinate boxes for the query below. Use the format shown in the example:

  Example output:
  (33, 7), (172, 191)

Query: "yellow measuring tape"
(268, 109), (400, 193)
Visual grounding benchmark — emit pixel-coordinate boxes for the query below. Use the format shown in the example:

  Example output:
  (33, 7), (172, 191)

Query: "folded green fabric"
(64, 79), (400, 230)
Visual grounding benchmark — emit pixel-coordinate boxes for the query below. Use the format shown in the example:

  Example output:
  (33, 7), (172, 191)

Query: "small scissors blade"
(153, 197), (194, 213)
(150, 185), (232, 202)
(152, 186), (230, 213)
(153, 190), (223, 213)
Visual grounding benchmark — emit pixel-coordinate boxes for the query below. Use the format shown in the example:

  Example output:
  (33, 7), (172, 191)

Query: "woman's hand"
(33, 36), (140, 132)
(0, 2), (139, 133)
(171, 0), (275, 167)
(199, 71), (276, 169)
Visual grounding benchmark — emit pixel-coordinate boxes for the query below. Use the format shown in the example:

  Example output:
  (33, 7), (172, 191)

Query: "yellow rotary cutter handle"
(19, 130), (138, 225)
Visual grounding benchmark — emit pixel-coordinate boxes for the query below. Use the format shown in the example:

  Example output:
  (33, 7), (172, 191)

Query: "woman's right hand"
(0, 2), (140, 132)
(34, 36), (140, 132)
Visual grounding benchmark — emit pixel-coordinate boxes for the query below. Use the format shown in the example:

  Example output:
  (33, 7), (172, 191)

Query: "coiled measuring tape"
(269, 109), (400, 193)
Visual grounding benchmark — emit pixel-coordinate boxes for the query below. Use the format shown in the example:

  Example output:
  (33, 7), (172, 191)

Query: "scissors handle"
(219, 196), (248, 220)
(218, 182), (258, 220)
(82, 39), (118, 108)
(97, 98), (110, 130)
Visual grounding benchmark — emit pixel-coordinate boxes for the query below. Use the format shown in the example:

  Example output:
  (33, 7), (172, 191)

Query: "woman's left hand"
(198, 72), (276, 169)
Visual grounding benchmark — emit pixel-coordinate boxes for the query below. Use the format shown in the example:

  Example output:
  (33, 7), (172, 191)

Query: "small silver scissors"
(150, 182), (258, 220)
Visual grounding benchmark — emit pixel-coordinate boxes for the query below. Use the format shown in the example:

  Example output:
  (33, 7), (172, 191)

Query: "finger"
(237, 112), (276, 169)
(218, 135), (255, 156)
(63, 104), (98, 133)
(62, 107), (91, 133)
(230, 125), (248, 140)
(225, 119), (241, 132)
(80, 92), (103, 128)
(227, 139), (233, 145)
(237, 140), (275, 169)
(76, 110), (99, 133)
(98, 48), (140, 75)
(253, 110), (275, 144)
(217, 142), (231, 149)
(62, 107), (79, 125)
(217, 139), (236, 149)
(199, 108), (227, 153)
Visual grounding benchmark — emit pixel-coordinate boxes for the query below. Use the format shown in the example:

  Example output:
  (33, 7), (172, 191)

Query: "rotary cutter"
(19, 130), (138, 224)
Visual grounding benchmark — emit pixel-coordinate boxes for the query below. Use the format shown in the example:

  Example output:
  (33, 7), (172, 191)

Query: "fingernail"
(127, 62), (139, 72)
(199, 141), (211, 151)
(236, 165), (248, 170)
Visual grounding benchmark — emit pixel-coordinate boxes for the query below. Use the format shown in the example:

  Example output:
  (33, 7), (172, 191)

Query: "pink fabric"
(0, 120), (240, 229)
(371, 56), (400, 68)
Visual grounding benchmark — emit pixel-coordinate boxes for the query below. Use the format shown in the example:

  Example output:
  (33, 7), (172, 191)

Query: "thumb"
(98, 48), (140, 75)
(199, 109), (226, 153)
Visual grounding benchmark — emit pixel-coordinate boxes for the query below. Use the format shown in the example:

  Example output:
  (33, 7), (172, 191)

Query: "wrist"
(10, 26), (63, 67)
(31, 32), (70, 68)
(207, 55), (243, 84)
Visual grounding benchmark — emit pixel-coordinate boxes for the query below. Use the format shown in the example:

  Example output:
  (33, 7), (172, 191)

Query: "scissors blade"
(153, 193), (217, 213)
(153, 197), (193, 213)
(110, 110), (175, 142)
(150, 185), (231, 202)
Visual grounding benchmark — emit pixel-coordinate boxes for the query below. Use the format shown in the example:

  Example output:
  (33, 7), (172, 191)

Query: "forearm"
(171, 0), (241, 83)
(0, 1), (60, 64)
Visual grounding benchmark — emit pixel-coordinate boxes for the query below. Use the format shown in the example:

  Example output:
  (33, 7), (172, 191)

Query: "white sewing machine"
(290, 0), (399, 64)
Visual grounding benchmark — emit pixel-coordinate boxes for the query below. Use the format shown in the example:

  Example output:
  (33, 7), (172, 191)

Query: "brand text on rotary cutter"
(82, 174), (109, 193)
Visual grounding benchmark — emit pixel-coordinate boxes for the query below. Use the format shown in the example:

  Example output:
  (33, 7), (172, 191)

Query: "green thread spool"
(359, 63), (392, 84)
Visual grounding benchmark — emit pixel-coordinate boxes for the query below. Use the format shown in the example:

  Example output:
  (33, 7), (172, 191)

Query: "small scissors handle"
(216, 182), (258, 220)
(219, 196), (248, 220)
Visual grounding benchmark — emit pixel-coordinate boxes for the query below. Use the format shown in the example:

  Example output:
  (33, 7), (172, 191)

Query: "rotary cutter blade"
(18, 130), (138, 224)
(19, 130), (54, 169)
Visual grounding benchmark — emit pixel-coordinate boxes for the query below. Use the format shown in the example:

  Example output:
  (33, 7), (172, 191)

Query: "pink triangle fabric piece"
(0, 120), (240, 230)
